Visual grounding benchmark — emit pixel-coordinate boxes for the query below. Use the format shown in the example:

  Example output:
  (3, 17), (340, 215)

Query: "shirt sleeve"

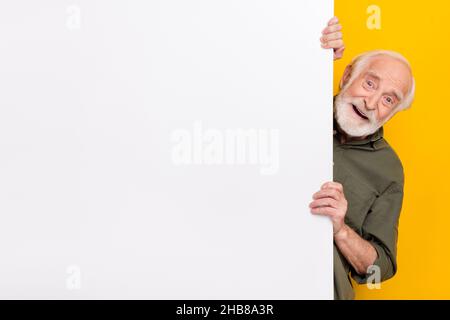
(351, 181), (404, 284)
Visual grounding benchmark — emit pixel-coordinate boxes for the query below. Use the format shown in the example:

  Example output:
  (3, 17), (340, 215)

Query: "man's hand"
(321, 16), (345, 60)
(310, 181), (348, 236)
(310, 181), (378, 275)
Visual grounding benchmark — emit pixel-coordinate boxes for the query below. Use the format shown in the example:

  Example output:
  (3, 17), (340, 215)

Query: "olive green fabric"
(333, 120), (404, 300)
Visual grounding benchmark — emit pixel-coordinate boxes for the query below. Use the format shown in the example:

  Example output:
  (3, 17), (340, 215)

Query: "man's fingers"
(321, 17), (343, 52)
(321, 31), (343, 43)
(321, 39), (344, 49)
(322, 23), (342, 35)
(310, 206), (337, 217)
(321, 181), (344, 193)
(313, 188), (341, 201)
(309, 198), (339, 209)
(328, 16), (339, 26)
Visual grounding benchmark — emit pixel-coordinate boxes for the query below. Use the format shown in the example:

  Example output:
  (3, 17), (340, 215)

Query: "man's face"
(335, 56), (412, 138)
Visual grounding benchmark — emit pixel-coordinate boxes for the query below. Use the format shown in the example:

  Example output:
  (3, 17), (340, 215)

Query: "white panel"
(0, 0), (333, 299)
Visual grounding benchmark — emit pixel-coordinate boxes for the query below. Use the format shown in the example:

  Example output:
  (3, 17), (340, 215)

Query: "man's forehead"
(363, 56), (412, 94)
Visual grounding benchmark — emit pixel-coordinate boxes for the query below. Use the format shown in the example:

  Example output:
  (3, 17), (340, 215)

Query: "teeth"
(353, 105), (368, 119)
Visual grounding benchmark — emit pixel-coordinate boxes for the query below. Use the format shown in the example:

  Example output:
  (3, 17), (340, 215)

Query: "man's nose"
(364, 95), (378, 111)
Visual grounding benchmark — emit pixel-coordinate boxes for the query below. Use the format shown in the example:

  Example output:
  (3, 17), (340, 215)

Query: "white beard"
(334, 92), (383, 138)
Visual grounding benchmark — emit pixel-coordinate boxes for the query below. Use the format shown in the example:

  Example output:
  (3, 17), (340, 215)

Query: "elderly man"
(317, 18), (415, 299)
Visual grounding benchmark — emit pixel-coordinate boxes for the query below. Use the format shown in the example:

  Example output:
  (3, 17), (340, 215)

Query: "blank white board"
(0, 0), (333, 299)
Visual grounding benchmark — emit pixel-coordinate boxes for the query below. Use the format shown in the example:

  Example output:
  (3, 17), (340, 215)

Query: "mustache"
(341, 96), (376, 123)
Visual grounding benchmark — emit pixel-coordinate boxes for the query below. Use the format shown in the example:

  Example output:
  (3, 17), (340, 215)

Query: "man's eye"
(365, 80), (374, 88)
(384, 96), (394, 105)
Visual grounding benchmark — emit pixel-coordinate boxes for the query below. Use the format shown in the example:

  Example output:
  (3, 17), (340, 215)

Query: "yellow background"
(335, 0), (450, 299)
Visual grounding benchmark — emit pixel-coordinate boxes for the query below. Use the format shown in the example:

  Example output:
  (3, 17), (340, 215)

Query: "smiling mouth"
(352, 104), (369, 120)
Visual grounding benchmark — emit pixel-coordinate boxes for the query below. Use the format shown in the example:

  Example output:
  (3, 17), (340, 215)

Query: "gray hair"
(340, 50), (415, 111)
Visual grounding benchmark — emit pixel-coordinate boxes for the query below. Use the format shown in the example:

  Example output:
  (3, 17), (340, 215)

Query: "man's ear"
(339, 64), (353, 89)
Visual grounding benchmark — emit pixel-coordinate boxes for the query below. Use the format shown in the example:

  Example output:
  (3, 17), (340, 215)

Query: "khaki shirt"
(333, 121), (404, 300)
